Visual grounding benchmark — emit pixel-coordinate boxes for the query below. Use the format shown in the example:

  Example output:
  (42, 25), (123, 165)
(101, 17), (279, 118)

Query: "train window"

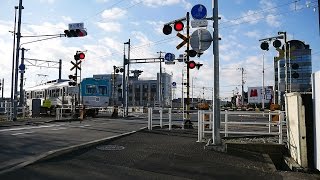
(86, 85), (97, 94)
(56, 89), (60, 97)
(98, 86), (107, 95)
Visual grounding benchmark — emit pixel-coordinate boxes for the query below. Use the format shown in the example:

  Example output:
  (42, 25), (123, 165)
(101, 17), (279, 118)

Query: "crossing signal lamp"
(74, 52), (85, 60)
(64, 29), (87, 38)
(260, 41), (269, 51)
(162, 21), (184, 35)
(186, 61), (196, 69)
(68, 75), (77, 86)
(174, 21), (184, 31)
(115, 68), (124, 73)
(163, 25), (172, 35)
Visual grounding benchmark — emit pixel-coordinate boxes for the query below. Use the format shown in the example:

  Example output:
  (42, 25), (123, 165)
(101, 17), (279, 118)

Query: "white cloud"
(135, 0), (182, 8)
(244, 30), (260, 39)
(61, 16), (72, 22)
(96, 22), (121, 32)
(231, 10), (264, 25)
(39, 0), (56, 4)
(101, 7), (127, 20)
(96, 0), (110, 3)
(265, 14), (281, 27)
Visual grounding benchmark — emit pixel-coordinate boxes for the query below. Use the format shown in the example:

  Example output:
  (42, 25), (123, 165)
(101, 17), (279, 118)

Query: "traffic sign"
(70, 61), (82, 71)
(190, 29), (212, 52)
(19, 64), (25, 71)
(164, 53), (175, 61)
(191, 19), (208, 28)
(165, 61), (175, 65)
(68, 23), (84, 30)
(191, 4), (207, 19)
(172, 82), (176, 87)
(176, 32), (189, 50)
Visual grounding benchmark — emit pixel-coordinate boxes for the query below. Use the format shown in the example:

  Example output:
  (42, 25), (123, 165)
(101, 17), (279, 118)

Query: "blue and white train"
(25, 78), (111, 115)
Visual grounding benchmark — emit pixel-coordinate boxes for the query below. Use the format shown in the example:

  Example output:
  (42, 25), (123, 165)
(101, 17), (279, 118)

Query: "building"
(274, 40), (312, 105)
(93, 71), (172, 107)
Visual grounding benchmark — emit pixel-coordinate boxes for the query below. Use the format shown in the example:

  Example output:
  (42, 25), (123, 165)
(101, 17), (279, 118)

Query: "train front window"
(86, 85), (97, 95)
(98, 86), (107, 95)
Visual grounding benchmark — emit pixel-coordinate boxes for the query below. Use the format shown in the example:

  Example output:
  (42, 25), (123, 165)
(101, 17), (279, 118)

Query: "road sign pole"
(212, 0), (221, 145)
(185, 12), (192, 128)
(19, 48), (25, 107)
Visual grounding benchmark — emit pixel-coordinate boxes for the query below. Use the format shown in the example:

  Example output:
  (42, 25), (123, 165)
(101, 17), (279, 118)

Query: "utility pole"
(157, 51), (165, 107)
(212, 0), (221, 145)
(126, 39), (130, 117)
(262, 52), (265, 110)
(10, 6), (18, 121)
(238, 67), (245, 106)
(13, 0), (23, 121)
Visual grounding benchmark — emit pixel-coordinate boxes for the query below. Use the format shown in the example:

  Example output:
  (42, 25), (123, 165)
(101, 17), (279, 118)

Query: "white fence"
(146, 107), (286, 144)
(197, 110), (285, 144)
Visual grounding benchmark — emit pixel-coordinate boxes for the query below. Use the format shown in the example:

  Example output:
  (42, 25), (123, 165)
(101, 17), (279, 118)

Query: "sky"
(0, 0), (319, 100)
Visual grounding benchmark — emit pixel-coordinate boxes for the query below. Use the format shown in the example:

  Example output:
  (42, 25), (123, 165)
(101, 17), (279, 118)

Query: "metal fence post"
(160, 108), (163, 128)
(268, 110), (272, 134)
(169, 108), (172, 130)
(197, 110), (203, 142)
(197, 110), (200, 142)
(148, 108), (153, 130)
(279, 111), (284, 144)
(224, 110), (228, 137)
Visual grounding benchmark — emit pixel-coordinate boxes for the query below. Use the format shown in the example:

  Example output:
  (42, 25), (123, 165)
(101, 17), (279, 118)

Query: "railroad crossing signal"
(70, 61), (81, 71)
(176, 32), (189, 50)
(74, 52), (85, 60)
(64, 29), (87, 38)
(68, 75), (77, 86)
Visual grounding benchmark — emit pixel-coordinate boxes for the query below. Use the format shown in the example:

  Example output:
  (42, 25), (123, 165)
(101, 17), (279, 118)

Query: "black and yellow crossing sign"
(176, 32), (189, 50)
(70, 60), (81, 71)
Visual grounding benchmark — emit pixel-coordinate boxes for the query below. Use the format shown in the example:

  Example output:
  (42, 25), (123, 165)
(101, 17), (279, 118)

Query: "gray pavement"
(0, 117), (147, 173)
(1, 127), (319, 180)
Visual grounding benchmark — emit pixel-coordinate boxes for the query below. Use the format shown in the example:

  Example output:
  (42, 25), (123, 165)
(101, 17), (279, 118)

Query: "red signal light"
(187, 61), (196, 69)
(174, 21), (184, 31)
(78, 52), (85, 60)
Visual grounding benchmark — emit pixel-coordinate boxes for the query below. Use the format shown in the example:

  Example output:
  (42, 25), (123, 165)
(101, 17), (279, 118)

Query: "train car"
(80, 77), (110, 108)
(25, 78), (110, 116)
(25, 80), (76, 110)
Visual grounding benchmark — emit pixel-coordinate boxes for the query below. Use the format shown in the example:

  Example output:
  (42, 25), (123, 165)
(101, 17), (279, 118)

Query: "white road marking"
(0, 124), (65, 132)
(50, 127), (68, 131)
(79, 124), (91, 128)
(11, 131), (34, 136)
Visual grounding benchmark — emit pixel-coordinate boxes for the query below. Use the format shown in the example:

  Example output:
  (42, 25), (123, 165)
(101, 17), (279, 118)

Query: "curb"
(0, 126), (147, 175)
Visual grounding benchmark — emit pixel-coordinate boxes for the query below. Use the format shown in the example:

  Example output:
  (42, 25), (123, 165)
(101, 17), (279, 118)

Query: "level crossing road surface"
(0, 117), (147, 173)
(1, 128), (319, 180)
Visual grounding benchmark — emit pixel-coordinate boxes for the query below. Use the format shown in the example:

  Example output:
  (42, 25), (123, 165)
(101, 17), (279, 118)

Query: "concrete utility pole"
(157, 51), (165, 107)
(262, 52), (265, 110)
(212, 0), (221, 145)
(11, 6), (18, 120)
(238, 67), (245, 106)
(126, 39), (130, 117)
(13, 0), (23, 121)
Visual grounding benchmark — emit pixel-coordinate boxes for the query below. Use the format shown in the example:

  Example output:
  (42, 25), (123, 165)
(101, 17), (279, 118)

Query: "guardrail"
(197, 110), (285, 144)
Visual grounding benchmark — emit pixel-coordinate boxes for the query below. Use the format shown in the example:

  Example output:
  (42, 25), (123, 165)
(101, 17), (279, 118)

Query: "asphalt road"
(1, 128), (319, 180)
(0, 117), (147, 172)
